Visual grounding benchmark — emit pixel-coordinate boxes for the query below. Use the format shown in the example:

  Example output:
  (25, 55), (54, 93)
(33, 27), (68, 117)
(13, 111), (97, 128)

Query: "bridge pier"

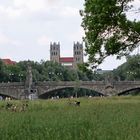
(104, 85), (117, 96)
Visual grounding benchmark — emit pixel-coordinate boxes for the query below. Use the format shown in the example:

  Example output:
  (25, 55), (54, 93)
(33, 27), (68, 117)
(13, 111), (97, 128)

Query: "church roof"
(60, 57), (74, 63)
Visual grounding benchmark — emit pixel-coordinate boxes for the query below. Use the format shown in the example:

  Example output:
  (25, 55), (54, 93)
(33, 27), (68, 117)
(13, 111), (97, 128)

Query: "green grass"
(0, 96), (140, 140)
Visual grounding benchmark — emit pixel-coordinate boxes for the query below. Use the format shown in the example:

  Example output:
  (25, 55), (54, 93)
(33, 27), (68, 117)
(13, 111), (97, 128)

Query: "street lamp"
(56, 72), (63, 81)
(48, 72), (55, 81)
(57, 72), (62, 77)
(56, 72), (62, 76)
(19, 74), (23, 82)
(9, 73), (14, 82)
(48, 72), (62, 81)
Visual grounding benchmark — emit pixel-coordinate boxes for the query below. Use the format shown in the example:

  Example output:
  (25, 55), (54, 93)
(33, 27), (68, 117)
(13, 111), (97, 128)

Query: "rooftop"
(1, 59), (16, 65)
(59, 57), (74, 63)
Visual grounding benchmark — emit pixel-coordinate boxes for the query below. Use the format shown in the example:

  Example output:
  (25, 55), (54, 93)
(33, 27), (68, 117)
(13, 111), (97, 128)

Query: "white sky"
(0, 0), (140, 70)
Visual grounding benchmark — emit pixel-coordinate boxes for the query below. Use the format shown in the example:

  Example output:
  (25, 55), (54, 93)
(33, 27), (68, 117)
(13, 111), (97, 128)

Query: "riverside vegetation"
(0, 96), (140, 140)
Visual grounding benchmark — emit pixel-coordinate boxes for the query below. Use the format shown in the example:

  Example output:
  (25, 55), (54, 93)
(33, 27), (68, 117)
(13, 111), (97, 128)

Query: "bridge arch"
(0, 92), (17, 99)
(38, 86), (104, 99)
(118, 87), (140, 96)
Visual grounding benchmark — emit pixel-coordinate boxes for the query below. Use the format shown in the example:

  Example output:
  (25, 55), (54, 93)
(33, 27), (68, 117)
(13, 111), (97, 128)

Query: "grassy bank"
(0, 96), (140, 140)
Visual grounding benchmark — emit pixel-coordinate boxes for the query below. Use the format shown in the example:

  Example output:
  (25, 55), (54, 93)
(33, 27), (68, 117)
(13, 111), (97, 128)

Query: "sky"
(0, 0), (140, 70)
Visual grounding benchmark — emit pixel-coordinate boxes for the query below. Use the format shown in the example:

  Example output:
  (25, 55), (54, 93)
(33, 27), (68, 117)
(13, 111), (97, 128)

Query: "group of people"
(0, 96), (12, 101)
(5, 101), (29, 112)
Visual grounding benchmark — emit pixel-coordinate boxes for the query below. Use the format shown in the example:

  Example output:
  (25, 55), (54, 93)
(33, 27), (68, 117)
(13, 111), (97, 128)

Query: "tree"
(112, 54), (140, 80)
(0, 60), (6, 82)
(81, 0), (140, 68)
(78, 63), (93, 80)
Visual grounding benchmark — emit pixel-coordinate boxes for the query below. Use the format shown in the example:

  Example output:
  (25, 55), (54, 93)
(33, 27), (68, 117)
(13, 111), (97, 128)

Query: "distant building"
(95, 69), (112, 74)
(50, 42), (84, 69)
(1, 59), (16, 65)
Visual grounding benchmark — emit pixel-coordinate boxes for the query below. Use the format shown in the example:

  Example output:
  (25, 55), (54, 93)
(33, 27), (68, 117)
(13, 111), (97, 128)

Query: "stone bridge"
(0, 81), (140, 99)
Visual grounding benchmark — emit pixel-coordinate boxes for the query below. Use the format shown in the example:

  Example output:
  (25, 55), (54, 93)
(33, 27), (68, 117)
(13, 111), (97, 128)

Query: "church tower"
(73, 42), (83, 68)
(50, 42), (60, 63)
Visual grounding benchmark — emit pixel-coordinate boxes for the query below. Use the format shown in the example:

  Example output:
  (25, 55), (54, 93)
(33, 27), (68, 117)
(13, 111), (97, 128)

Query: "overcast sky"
(0, 0), (140, 70)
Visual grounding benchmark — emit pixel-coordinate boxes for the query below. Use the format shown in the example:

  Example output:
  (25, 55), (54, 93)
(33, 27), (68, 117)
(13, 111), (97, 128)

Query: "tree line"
(0, 60), (95, 83)
(0, 55), (140, 83)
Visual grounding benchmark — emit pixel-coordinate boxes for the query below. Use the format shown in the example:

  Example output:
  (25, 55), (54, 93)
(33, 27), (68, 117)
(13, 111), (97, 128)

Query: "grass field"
(0, 96), (140, 140)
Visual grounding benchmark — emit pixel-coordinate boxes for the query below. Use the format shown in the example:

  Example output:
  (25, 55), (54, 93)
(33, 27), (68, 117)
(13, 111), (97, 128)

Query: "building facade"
(50, 42), (84, 69)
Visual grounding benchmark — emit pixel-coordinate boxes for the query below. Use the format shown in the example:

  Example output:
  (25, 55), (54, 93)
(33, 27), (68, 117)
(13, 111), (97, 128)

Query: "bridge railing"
(0, 82), (24, 87)
(113, 81), (140, 85)
(0, 81), (139, 87)
(36, 81), (106, 86)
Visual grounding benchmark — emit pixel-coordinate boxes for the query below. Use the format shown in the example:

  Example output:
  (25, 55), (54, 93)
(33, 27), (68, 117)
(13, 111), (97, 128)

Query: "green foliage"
(0, 60), (7, 82)
(0, 97), (140, 140)
(113, 54), (140, 80)
(81, 0), (140, 67)
(78, 63), (94, 80)
(0, 60), (96, 82)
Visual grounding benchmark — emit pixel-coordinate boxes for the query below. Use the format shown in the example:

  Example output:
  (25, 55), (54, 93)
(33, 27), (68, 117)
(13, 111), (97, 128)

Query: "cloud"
(0, 33), (10, 44)
(0, 5), (23, 21)
(59, 6), (79, 17)
(13, 0), (47, 12)
(0, 33), (21, 46)
(131, 0), (140, 9)
(0, 0), (80, 23)
(47, 0), (62, 5)
(37, 35), (53, 46)
(68, 27), (84, 42)
(6, 7), (22, 18)
(0, 0), (48, 21)
(12, 0), (63, 12)
(126, 0), (140, 21)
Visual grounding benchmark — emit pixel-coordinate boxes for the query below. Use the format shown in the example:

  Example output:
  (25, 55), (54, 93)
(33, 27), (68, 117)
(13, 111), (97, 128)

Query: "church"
(50, 42), (84, 69)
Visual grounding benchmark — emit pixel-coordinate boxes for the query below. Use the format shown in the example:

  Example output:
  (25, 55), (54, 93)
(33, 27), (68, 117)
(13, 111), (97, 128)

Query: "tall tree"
(81, 0), (140, 67)
(113, 54), (140, 80)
